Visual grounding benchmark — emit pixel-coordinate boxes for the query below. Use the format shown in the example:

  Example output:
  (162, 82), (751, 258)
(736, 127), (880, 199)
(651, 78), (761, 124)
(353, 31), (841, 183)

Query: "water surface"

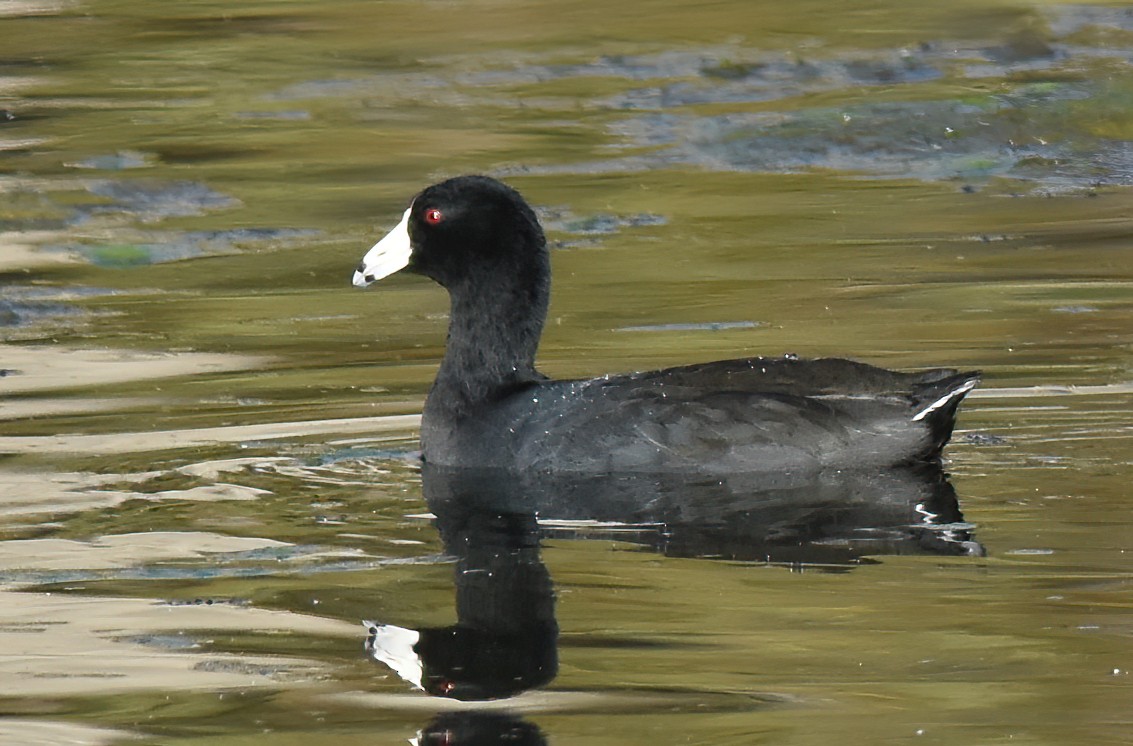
(1, 1), (1131, 743)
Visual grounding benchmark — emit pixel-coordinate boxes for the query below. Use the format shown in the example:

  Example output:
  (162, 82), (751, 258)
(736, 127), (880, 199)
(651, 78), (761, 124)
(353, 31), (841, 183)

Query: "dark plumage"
(353, 175), (978, 474)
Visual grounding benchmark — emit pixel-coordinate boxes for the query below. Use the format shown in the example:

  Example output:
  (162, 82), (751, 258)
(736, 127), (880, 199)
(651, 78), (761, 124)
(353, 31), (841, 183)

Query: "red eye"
(424, 208), (444, 225)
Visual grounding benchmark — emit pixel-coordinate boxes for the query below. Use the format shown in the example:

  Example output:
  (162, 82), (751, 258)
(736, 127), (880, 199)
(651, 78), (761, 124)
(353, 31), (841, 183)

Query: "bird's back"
(426, 356), (979, 474)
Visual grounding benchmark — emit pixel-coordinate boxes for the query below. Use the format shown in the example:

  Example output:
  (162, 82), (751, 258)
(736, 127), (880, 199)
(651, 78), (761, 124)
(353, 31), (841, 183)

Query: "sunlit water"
(1, 1), (1131, 744)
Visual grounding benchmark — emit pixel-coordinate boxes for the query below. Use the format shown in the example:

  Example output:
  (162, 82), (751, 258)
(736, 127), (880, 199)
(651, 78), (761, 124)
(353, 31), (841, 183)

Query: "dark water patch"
(164, 597), (251, 608)
(516, 47), (943, 103)
(538, 52), (723, 82)
(198, 395), (270, 407)
(960, 432), (1010, 446)
(226, 13), (1133, 197)
(547, 80), (1133, 190)
(0, 286), (109, 328)
(614, 321), (762, 333)
(315, 446), (420, 465)
(191, 659), (299, 677)
(62, 227), (318, 266)
(248, 14), (1133, 194)
(683, 97), (1063, 182)
(261, 45), (943, 112)
(595, 50), (946, 111)
(369, 28), (1108, 104)
(537, 206), (667, 248)
(2, 552), (449, 589)
(83, 179), (240, 221)
(266, 47), (944, 112)
(116, 633), (202, 650)
(410, 26), (1114, 113)
(189, 227), (319, 244)
(1049, 4), (1133, 38)
(0, 297), (79, 327)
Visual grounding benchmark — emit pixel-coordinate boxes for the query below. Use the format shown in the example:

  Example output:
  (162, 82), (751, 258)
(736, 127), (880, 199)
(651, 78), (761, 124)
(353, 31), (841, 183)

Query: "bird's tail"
(911, 371), (981, 459)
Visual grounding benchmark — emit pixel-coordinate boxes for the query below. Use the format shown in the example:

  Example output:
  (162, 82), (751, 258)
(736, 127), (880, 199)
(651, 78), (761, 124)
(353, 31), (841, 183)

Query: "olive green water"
(2, 0), (1132, 743)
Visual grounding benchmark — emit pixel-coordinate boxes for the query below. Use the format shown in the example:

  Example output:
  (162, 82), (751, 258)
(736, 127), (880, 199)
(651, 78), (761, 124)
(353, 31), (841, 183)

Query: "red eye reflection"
(424, 208), (444, 225)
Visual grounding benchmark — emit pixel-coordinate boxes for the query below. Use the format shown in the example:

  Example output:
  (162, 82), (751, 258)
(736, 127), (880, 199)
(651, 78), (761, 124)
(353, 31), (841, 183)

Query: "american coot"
(352, 175), (979, 473)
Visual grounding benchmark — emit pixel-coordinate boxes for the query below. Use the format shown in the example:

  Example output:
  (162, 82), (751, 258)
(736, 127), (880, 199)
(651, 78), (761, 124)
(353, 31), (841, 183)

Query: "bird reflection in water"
(365, 501), (556, 701)
(411, 712), (546, 746)
(364, 464), (983, 742)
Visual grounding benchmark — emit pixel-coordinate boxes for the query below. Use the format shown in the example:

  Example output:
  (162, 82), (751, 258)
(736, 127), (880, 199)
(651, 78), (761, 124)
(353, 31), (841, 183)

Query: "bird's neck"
(429, 271), (549, 418)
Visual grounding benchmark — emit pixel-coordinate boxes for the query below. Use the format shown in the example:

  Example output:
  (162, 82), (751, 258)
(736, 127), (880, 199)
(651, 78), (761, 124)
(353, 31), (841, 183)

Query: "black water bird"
(352, 175), (978, 473)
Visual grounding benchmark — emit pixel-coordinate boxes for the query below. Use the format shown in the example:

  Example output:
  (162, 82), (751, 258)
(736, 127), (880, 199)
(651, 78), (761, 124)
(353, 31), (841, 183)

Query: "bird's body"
(353, 175), (978, 474)
(422, 357), (976, 473)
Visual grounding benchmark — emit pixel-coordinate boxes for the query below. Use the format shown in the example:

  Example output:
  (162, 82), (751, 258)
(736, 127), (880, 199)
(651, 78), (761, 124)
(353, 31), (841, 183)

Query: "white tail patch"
(912, 378), (979, 422)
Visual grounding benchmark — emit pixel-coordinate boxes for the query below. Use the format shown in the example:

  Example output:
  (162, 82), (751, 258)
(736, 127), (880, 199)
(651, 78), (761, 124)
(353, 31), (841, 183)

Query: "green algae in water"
(87, 244), (154, 267)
